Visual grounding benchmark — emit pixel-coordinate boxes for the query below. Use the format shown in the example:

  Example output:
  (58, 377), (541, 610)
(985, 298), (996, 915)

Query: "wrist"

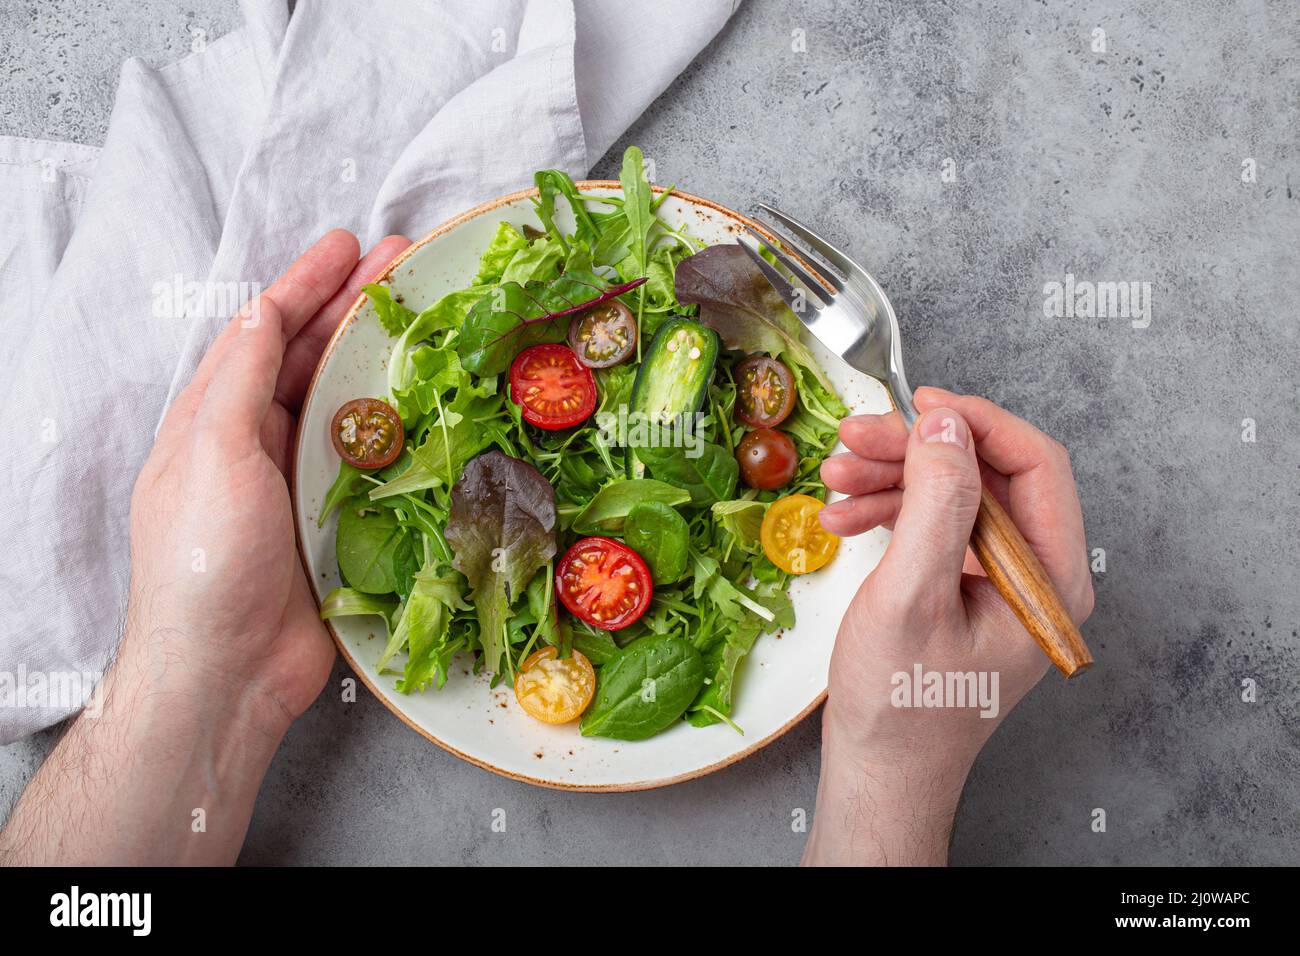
(1, 613), (291, 866)
(802, 699), (976, 866)
(120, 589), (297, 743)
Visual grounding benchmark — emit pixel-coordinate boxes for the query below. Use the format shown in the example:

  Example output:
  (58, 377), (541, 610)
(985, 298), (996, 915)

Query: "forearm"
(0, 623), (289, 866)
(802, 704), (974, 866)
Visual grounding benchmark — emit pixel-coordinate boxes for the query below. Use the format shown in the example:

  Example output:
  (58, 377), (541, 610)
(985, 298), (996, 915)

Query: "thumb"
(876, 406), (983, 602)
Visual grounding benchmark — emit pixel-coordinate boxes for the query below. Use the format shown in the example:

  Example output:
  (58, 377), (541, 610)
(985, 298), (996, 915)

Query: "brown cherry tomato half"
(733, 355), (797, 429)
(736, 427), (799, 490)
(568, 300), (637, 368)
(508, 344), (598, 430)
(331, 398), (404, 470)
(556, 536), (653, 631)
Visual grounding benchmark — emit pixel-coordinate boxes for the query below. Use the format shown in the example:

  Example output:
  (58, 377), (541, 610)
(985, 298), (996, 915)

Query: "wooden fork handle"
(969, 487), (1093, 678)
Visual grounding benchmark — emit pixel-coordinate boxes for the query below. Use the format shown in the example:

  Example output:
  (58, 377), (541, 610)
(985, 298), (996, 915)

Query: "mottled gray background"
(2, 0), (1297, 865)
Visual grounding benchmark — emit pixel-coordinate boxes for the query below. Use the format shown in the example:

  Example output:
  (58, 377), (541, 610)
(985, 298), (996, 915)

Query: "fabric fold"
(0, 0), (736, 744)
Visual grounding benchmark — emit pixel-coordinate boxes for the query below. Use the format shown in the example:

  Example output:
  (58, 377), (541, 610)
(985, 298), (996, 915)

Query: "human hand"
(803, 387), (1093, 865)
(0, 229), (409, 865)
(127, 229), (412, 731)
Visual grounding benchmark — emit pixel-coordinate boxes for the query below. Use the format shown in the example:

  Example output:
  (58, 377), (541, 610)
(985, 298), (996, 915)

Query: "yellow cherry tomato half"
(761, 493), (840, 575)
(513, 646), (596, 724)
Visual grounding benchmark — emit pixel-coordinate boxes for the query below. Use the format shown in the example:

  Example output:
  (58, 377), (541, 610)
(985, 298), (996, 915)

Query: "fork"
(739, 203), (1093, 678)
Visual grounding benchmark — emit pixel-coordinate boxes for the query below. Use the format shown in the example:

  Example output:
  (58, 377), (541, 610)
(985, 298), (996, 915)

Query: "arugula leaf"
(619, 146), (654, 279)
(570, 479), (690, 534)
(319, 461), (364, 528)
(675, 243), (835, 391)
(686, 618), (761, 729)
(457, 271), (647, 376)
(362, 283), (417, 336)
(443, 451), (557, 676)
(643, 240), (693, 312)
(691, 552), (775, 623)
(368, 391), (502, 500)
(533, 169), (601, 250)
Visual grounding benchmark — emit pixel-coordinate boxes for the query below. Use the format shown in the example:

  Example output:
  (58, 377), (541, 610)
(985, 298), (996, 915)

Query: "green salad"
(319, 146), (848, 741)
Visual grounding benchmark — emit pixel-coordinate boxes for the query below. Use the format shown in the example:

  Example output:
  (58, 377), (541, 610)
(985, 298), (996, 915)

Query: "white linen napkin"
(0, 0), (738, 743)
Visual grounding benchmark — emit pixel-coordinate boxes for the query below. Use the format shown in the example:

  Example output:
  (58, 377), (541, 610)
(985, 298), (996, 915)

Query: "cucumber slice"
(626, 317), (719, 475)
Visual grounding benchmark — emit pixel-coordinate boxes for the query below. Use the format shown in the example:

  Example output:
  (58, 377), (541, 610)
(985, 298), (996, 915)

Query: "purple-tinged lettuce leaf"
(443, 451), (557, 675)
(674, 244), (834, 391)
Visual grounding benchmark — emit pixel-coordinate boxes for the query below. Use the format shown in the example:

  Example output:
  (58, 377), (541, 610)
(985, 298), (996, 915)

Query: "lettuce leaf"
(363, 283), (418, 336)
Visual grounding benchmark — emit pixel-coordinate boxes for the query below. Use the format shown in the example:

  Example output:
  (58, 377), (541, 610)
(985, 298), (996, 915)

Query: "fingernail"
(839, 414), (881, 430)
(916, 385), (957, 403)
(819, 498), (852, 518)
(919, 408), (968, 448)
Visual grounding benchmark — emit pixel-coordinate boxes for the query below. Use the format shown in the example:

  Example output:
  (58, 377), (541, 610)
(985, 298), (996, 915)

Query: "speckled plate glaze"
(293, 182), (893, 790)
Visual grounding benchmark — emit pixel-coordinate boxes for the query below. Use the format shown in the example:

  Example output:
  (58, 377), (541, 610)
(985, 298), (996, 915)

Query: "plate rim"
(291, 181), (834, 792)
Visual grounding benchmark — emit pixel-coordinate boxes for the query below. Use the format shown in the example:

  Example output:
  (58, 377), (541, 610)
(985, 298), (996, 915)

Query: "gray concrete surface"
(2, 0), (1297, 865)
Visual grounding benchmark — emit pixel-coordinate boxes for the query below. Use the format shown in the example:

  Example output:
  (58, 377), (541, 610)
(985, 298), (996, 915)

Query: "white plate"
(293, 182), (893, 790)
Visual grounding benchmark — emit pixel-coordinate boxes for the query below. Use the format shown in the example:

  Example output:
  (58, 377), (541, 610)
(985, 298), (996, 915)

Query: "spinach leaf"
(443, 451), (557, 675)
(572, 627), (621, 666)
(457, 271), (646, 376)
(579, 632), (704, 741)
(674, 243), (834, 391)
(635, 441), (738, 506)
(570, 479), (690, 534)
(369, 391), (502, 500)
(624, 501), (689, 583)
(336, 504), (414, 595)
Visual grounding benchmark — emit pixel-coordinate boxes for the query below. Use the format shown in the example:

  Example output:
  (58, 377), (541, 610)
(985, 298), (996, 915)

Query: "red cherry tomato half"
(508, 344), (597, 430)
(736, 427), (799, 490)
(556, 536), (653, 631)
(331, 398), (404, 470)
(733, 355), (797, 429)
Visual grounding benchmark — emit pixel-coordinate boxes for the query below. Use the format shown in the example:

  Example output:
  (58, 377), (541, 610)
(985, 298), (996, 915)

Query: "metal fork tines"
(737, 202), (917, 426)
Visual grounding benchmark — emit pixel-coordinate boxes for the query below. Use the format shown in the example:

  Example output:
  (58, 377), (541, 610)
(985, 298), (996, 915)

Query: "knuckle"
(919, 459), (982, 505)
